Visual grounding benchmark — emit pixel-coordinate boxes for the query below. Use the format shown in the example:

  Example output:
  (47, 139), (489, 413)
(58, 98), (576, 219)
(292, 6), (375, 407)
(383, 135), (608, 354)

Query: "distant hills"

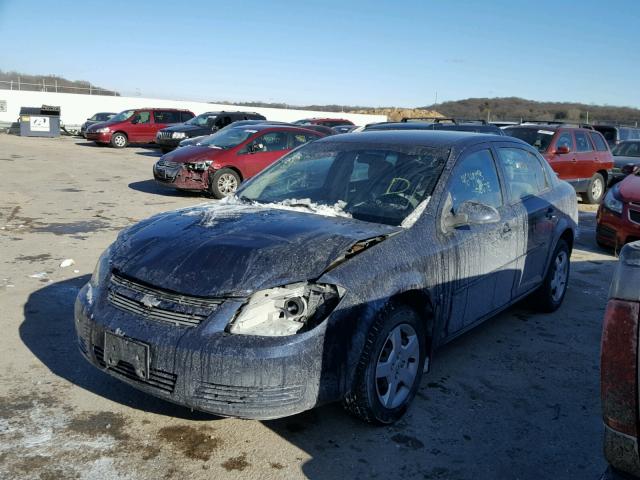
(0, 70), (119, 96)
(222, 97), (640, 125)
(421, 97), (640, 125)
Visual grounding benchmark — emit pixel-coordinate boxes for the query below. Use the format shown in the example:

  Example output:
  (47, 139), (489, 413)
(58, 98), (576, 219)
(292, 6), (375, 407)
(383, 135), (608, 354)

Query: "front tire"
(582, 173), (605, 204)
(209, 168), (241, 199)
(532, 239), (570, 312)
(110, 132), (128, 149)
(343, 304), (426, 424)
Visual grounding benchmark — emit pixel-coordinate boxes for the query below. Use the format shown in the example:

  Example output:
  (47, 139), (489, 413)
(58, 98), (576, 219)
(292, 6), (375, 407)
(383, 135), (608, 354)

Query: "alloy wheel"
(591, 177), (603, 201)
(217, 173), (238, 196)
(550, 250), (568, 302)
(375, 323), (419, 409)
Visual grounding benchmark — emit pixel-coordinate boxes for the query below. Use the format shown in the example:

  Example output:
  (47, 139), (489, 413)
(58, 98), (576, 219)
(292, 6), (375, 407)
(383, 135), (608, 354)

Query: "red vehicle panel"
(600, 241), (640, 477)
(153, 125), (323, 198)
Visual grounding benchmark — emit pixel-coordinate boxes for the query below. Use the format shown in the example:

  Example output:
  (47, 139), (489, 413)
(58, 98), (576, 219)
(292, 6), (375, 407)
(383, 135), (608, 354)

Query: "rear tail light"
(601, 241), (640, 437)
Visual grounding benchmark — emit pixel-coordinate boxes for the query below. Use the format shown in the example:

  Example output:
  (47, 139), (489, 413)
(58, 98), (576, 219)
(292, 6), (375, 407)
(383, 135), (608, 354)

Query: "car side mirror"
(444, 201), (500, 229)
(131, 117), (139, 125)
(555, 145), (571, 154)
(622, 163), (639, 175)
(248, 143), (264, 153)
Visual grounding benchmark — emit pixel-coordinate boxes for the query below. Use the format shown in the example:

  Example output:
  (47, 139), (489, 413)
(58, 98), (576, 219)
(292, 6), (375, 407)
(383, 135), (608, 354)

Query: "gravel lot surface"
(0, 134), (612, 479)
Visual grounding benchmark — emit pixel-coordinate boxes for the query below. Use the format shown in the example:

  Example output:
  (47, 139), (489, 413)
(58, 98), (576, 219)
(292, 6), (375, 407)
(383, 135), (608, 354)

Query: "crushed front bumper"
(153, 163), (208, 191)
(74, 283), (326, 420)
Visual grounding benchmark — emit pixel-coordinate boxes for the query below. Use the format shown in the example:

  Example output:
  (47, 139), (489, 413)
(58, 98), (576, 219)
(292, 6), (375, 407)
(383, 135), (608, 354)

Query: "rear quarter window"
(589, 132), (609, 152)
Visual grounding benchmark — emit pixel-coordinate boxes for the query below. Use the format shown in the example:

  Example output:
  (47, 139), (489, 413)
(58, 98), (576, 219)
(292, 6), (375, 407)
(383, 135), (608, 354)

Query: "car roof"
(229, 124), (323, 133)
(135, 108), (192, 112)
(314, 130), (522, 148)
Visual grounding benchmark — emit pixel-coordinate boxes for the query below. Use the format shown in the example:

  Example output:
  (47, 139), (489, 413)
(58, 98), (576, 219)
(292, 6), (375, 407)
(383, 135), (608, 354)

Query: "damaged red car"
(597, 169), (640, 248)
(153, 124), (324, 198)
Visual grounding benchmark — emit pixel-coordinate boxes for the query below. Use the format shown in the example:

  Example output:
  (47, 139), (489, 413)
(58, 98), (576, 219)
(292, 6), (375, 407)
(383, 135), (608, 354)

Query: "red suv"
(85, 108), (194, 148)
(504, 123), (613, 203)
(153, 124), (324, 198)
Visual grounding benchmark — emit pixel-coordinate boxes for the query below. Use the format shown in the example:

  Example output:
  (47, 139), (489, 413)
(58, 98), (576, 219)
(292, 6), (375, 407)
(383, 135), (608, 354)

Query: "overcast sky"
(1, 0), (639, 107)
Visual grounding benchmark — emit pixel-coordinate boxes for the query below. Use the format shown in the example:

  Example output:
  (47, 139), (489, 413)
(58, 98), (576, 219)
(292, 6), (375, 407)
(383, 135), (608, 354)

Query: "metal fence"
(0, 79), (119, 96)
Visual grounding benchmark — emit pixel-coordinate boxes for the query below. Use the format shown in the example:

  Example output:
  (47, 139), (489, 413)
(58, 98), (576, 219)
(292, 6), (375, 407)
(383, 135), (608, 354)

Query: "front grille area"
(193, 381), (304, 409)
(156, 131), (173, 140)
(94, 345), (177, 393)
(629, 208), (640, 225)
(108, 272), (223, 327)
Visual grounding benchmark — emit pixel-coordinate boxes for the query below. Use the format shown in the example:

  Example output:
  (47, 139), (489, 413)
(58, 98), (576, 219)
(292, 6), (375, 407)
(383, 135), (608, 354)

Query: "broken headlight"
(603, 185), (623, 215)
(90, 245), (112, 289)
(187, 160), (213, 171)
(228, 282), (344, 336)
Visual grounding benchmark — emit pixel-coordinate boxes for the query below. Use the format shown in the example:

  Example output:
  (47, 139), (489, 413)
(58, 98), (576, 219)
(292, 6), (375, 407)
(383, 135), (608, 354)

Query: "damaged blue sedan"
(75, 131), (578, 423)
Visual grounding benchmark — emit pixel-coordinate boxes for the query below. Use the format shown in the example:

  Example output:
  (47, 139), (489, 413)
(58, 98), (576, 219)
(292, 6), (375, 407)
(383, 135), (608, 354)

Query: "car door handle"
(545, 207), (557, 220)
(571, 157), (577, 162)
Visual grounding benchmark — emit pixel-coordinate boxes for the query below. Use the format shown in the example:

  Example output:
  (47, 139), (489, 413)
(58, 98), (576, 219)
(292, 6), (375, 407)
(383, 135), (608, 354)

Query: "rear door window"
(154, 111), (181, 124)
(496, 147), (548, 202)
(589, 132), (609, 152)
(574, 132), (592, 152)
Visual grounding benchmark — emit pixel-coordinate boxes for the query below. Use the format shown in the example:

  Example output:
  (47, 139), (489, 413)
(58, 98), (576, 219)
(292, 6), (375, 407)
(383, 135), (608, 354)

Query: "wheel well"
(597, 169), (608, 184)
(389, 290), (434, 350)
(560, 228), (574, 253)
(213, 166), (243, 181)
(113, 130), (128, 139)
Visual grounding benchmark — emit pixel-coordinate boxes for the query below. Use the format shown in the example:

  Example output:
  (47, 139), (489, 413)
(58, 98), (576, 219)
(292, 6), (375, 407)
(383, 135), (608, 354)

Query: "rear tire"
(209, 168), (241, 199)
(110, 132), (128, 149)
(343, 304), (426, 424)
(532, 239), (570, 312)
(583, 173), (605, 204)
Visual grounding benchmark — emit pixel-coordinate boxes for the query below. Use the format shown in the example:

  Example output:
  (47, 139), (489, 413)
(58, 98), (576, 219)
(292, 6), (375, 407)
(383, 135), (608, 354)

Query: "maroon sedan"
(597, 170), (640, 249)
(153, 125), (324, 198)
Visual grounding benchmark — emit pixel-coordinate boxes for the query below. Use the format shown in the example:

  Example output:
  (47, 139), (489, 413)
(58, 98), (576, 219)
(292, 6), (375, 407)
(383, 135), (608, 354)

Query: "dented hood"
(161, 145), (223, 164)
(111, 205), (400, 297)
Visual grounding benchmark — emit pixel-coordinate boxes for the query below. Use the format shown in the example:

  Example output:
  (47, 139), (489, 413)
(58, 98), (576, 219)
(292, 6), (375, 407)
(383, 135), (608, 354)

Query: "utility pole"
(434, 91), (438, 106)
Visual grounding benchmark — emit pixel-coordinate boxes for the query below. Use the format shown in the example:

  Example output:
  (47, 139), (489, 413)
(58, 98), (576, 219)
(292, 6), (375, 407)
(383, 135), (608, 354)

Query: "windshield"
(186, 112), (218, 127)
(199, 127), (256, 149)
(612, 141), (640, 157)
(109, 110), (135, 123)
(238, 141), (449, 226)
(94, 113), (114, 121)
(504, 127), (555, 152)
